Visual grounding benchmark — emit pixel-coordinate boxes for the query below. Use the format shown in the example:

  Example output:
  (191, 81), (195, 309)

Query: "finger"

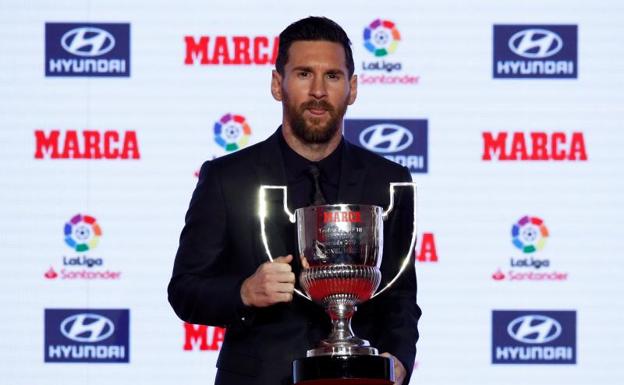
(273, 254), (293, 264)
(266, 262), (293, 273)
(381, 353), (406, 385)
(380, 353), (398, 371)
(272, 282), (295, 293)
(265, 280), (294, 293)
(380, 353), (392, 368)
(272, 271), (295, 283)
(271, 291), (293, 303)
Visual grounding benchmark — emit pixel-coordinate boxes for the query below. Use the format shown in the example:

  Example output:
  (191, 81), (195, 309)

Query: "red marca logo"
(482, 132), (587, 161)
(183, 323), (225, 351)
(34, 130), (140, 159)
(416, 233), (438, 262)
(184, 36), (278, 65)
(323, 211), (361, 223)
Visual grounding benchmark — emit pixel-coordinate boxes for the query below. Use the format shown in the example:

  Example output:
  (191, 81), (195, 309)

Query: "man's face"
(271, 41), (357, 144)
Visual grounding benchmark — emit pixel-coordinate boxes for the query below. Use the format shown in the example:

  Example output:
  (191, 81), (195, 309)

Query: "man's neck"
(281, 125), (342, 162)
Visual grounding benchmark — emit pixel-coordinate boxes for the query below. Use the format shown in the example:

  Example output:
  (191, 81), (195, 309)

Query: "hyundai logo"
(60, 313), (115, 343)
(359, 124), (413, 153)
(61, 27), (115, 57)
(508, 28), (563, 59)
(507, 314), (562, 344)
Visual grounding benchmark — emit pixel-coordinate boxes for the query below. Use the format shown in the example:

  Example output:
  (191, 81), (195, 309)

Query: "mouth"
(306, 107), (327, 116)
(302, 100), (333, 117)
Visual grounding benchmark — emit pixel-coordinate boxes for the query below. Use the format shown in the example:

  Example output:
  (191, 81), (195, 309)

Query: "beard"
(283, 93), (348, 144)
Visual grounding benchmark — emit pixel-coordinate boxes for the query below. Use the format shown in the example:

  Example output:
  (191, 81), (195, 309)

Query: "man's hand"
(381, 352), (406, 385)
(240, 255), (295, 307)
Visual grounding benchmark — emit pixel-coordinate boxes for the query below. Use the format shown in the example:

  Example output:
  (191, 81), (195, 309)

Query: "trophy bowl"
(296, 204), (383, 357)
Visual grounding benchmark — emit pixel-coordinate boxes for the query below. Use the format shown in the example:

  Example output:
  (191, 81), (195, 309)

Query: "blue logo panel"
(45, 23), (130, 77)
(344, 119), (428, 173)
(493, 25), (577, 79)
(492, 310), (576, 364)
(44, 308), (130, 363)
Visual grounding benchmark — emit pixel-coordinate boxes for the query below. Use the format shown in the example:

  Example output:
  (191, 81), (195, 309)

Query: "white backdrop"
(1, 0), (624, 384)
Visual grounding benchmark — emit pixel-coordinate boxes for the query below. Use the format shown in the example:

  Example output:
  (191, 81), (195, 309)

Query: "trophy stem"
(327, 300), (356, 341)
(306, 296), (378, 357)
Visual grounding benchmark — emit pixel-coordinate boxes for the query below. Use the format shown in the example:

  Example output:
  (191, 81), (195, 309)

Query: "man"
(168, 16), (420, 385)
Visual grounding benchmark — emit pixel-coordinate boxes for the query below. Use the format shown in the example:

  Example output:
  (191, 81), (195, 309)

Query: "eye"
(297, 71), (310, 78)
(326, 72), (341, 80)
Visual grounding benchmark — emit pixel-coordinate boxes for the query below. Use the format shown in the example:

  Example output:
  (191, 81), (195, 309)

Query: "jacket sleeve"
(167, 160), (252, 328)
(375, 166), (421, 384)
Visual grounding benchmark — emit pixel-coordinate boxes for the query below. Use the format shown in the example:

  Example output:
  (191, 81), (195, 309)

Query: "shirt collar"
(278, 127), (343, 184)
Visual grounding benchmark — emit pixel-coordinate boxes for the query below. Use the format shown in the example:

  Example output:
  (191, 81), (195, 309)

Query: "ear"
(348, 74), (358, 105)
(271, 70), (283, 101)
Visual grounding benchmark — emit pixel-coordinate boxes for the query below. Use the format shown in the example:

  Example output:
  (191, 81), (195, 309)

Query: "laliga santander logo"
(492, 216), (566, 282)
(194, 113), (251, 176)
(512, 216), (549, 253)
(360, 19), (419, 85)
(364, 19), (401, 57)
(492, 215), (549, 281)
(45, 214), (121, 280)
(64, 214), (102, 252)
(214, 113), (251, 152)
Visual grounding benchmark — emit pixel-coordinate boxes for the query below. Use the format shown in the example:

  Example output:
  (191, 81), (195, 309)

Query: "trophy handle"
(258, 185), (310, 300)
(372, 182), (417, 299)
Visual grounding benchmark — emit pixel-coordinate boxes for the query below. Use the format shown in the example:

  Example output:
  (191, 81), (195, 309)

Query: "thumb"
(273, 254), (293, 264)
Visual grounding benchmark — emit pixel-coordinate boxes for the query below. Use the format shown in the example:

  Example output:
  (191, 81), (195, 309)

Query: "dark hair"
(275, 16), (355, 78)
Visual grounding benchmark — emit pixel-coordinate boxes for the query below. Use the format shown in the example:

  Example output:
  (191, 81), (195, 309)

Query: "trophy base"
(292, 355), (394, 385)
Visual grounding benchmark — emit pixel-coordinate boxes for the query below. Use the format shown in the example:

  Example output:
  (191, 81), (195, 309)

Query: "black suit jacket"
(168, 129), (421, 385)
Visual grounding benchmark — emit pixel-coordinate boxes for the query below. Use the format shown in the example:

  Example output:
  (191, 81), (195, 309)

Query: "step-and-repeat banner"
(1, 0), (623, 384)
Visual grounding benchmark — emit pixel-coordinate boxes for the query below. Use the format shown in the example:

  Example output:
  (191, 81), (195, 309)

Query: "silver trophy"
(259, 183), (416, 358)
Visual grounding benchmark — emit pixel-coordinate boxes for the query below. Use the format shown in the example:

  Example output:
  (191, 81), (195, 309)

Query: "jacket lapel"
(252, 129), (296, 263)
(337, 140), (368, 204)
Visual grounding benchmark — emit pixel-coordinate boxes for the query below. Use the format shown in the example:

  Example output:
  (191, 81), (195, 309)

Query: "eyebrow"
(291, 66), (346, 76)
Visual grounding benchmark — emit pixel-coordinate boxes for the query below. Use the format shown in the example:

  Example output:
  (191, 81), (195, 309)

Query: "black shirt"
(278, 128), (343, 209)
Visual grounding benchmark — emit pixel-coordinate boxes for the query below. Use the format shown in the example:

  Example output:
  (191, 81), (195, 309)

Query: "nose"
(309, 75), (327, 99)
